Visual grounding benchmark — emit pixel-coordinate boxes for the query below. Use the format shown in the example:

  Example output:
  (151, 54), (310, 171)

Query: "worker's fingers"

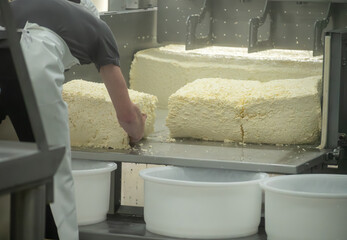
(127, 105), (147, 144)
(129, 114), (146, 144)
(130, 135), (142, 144)
(129, 138), (137, 147)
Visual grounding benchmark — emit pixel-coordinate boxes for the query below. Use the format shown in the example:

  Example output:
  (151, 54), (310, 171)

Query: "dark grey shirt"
(10, 0), (120, 70)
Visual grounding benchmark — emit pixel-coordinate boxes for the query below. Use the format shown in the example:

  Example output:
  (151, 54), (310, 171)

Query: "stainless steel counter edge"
(72, 148), (328, 174)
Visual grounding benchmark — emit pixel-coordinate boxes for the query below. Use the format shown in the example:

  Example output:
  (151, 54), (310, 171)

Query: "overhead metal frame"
(156, 0), (347, 54)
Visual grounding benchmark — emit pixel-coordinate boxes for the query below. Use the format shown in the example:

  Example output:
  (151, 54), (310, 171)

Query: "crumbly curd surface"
(63, 79), (158, 149)
(166, 77), (321, 145)
(129, 44), (323, 108)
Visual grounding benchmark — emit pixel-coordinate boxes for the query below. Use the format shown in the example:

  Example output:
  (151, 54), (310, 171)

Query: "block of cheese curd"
(166, 76), (322, 145)
(63, 79), (158, 149)
(130, 45), (323, 108)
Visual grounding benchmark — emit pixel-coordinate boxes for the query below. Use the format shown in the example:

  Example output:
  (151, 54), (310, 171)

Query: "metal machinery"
(0, 0), (65, 239)
(67, 0), (347, 239)
(0, 0), (346, 239)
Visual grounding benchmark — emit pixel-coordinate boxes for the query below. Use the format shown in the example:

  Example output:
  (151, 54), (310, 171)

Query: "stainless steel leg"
(10, 185), (46, 240)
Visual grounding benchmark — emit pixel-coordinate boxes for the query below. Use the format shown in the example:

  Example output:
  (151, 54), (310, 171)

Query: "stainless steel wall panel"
(157, 0), (347, 51)
(211, 0), (269, 47)
(157, 0), (204, 43)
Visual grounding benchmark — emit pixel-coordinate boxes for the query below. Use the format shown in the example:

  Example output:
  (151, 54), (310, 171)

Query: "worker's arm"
(100, 64), (146, 143)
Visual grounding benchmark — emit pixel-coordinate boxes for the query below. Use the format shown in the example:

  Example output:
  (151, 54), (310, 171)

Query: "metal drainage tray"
(72, 109), (327, 174)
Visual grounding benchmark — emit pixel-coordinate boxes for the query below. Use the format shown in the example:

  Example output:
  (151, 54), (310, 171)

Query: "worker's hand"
(117, 103), (147, 144)
(100, 64), (146, 144)
(129, 104), (147, 143)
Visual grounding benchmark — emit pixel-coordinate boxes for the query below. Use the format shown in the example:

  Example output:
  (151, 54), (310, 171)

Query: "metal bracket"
(185, 0), (212, 50)
(325, 134), (347, 171)
(327, 146), (347, 173)
(327, 147), (341, 160)
(326, 134), (347, 160)
(313, 2), (333, 56)
(324, 147), (340, 170)
(248, 0), (273, 53)
(338, 133), (347, 148)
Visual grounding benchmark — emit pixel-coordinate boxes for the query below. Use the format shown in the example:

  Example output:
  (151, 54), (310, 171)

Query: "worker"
(1, 0), (147, 239)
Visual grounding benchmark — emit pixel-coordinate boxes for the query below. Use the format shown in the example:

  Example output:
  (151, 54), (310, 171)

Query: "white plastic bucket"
(140, 166), (268, 239)
(72, 159), (117, 226)
(260, 174), (347, 240)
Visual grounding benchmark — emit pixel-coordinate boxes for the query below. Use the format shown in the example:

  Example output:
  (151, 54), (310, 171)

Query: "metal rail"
(0, 0), (49, 151)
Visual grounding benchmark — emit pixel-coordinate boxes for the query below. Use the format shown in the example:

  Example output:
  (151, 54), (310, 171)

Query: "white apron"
(20, 22), (79, 240)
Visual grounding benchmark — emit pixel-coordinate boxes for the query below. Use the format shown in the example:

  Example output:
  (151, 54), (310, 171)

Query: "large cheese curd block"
(63, 80), (158, 149)
(167, 76), (321, 145)
(166, 79), (256, 142)
(130, 45), (323, 108)
(242, 77), (322, 144)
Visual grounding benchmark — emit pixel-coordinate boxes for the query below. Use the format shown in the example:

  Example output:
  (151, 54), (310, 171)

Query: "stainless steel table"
(80, 213), (267, 240)
(73, 109), (328, 174)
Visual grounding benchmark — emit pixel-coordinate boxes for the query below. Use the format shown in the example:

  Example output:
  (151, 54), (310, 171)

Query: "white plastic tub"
(140, 166), (268, 239)
(260, 174), (347, 240)
(72, 159), (117, 226)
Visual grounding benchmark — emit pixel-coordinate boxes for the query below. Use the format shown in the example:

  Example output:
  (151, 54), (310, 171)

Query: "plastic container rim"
(140, 166), (269, 187)
(72, 161), (117, 176)
(260, 174), (347, 199)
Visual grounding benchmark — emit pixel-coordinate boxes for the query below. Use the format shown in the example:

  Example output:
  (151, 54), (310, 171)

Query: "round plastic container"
(260, 174), (347, 240)
(72, 159), (117, 226)
(140, 166), (268, 239)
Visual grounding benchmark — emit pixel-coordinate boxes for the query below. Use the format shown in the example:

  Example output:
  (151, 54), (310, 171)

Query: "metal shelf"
(0, 141), (64, 195)
(269, 0), (347, 2)
(0, 140), (64, 240)
(72, 109), (328, 174)
(79, 214), (266, 240)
